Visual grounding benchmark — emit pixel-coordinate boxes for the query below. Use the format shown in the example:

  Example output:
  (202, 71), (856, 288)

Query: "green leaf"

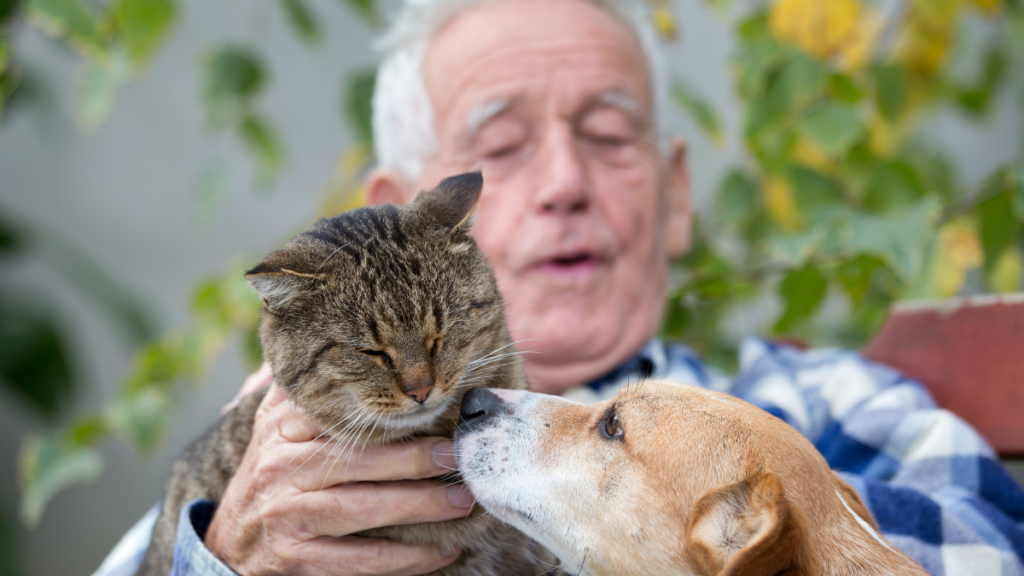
(76, 55), (128, 130)
(107, 387), (171, 452)
(672, 79), (724, 145)
(25, 0), (109, 58)
(797, 103), (864, 158)
(338, 0), (377, 24)
(835, 255), (886, 305)
(768, 225), (829, 266)
(847, 197), (941, 281)
(0, 34), (9, 76)
(976, 190), (1021, 271)
(343, 69), (375, 148)
(661, 296), (690, 339)
(239, 113), (284, 185)
(0, 0), (22, 22)
(746, 53), (825, 138)
(110, 0), (177, 68)
(280, 0), (321, 44)
(872, 64), (910, 122)
(0, 210), (19, 253)
(18, 433), (103, 528)
(0, 303), (73, 417)
(863, 160), (925, 212)
(955, 44), (1008, 117)
(787, 166), (843, 213)
(203, 46), (265, 128)
(828, 73), (863, 103)
(717, 169), (759, 226)
(775, 265), (827, 334)
(1012, 166), (1024, 219)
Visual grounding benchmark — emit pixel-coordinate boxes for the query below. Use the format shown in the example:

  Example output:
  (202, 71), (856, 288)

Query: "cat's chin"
(376, 398), (459, 434)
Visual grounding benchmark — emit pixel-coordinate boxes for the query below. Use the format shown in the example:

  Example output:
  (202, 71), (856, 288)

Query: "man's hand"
(204, 381), (472, 576)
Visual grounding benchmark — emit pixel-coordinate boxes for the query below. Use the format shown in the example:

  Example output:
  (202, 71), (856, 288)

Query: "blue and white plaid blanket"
(95, 338), (1024, 576)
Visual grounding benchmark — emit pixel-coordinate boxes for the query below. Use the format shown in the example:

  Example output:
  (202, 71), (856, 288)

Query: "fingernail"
(440, 544), (462, 558)
(432, 440), (457, 471)
(448, 485), (474, 509)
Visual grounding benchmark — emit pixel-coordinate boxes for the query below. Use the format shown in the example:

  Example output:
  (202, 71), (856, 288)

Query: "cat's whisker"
(316, 243), (350, 270)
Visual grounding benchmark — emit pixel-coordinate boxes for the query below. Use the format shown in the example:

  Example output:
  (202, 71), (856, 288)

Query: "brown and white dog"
(454, 380), (928, 576)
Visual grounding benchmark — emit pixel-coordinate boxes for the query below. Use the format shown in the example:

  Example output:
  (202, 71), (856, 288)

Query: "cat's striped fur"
(137, 173), (553, 575)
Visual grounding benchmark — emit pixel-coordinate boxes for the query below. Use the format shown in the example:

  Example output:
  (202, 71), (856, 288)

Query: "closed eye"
(360, 349), (393, 367)
(600, 405), (624, 441)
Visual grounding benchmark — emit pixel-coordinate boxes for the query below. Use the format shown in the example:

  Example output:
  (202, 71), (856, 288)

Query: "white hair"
(372, 0), (672, 182)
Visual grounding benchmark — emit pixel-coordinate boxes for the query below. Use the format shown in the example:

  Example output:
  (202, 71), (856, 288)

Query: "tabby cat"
(136, 173), (552, 575)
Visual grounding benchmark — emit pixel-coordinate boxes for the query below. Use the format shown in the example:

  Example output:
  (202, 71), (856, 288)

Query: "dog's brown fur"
(456, 381), (929, 576)
(136, 173), (552, 576)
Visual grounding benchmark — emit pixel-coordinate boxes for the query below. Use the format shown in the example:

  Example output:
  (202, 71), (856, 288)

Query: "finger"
(295, 537), (460, 576)
(289, 438), (457, 490)
(295, 480), (476, 537)
(265, 394), (325, 442)
(223, 363), (276, 416)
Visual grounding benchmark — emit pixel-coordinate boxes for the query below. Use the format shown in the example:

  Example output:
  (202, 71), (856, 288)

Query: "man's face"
(371, 0), (689, 393)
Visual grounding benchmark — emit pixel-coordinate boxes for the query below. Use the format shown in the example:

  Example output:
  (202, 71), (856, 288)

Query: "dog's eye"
(600, 406), (624, 441)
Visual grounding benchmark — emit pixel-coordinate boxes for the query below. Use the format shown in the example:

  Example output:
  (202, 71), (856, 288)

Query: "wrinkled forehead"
(423, 0), (653, 138)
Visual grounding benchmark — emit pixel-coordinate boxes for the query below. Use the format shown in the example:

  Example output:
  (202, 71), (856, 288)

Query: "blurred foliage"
(5, 0), (1024, 529)
(661, 0), (1024, 370)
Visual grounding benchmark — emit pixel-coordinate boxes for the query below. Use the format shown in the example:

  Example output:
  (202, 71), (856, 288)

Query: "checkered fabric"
(95, 338), (1024, 575)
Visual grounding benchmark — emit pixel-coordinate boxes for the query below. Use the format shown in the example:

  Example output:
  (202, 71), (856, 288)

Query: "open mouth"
(536, 252), (602, 278)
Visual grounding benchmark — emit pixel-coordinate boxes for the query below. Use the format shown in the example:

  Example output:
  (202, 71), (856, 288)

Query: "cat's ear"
(410, 172), (483, 236)
(246, 251), (325, 312)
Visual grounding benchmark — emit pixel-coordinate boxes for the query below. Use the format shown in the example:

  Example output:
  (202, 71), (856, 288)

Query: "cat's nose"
(402, 369), (434, 403)
(457, 388), (505, 433)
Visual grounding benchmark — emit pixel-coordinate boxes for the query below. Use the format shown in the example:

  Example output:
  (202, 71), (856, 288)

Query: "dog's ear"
(833, 473), (879, 531)
(684, 472), (809, 576)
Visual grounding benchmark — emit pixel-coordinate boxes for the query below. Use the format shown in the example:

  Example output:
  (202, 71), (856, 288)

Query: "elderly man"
(96, 0), (1024, 575)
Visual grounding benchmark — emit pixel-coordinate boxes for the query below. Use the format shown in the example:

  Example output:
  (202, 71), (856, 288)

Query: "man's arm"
(94, 380), (472, 576)
(731, 338), (1024, 574)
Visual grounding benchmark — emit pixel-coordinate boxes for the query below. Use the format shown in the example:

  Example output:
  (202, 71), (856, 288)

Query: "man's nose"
(534, 127), (589, 215)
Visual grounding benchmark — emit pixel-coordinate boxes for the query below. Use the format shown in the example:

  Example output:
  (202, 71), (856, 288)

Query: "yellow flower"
(650, 1), (677, 41)
(839, 8), (882, 71)
(968, 0), (1002, 13)
(763, 176), (802, 231)
(927, 220), (983, 298)
(770, 0), (864, 60)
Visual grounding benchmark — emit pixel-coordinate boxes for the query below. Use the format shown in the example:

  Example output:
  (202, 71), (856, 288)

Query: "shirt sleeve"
(730, 337), (1024, 575)
(169, 500), (239, 576)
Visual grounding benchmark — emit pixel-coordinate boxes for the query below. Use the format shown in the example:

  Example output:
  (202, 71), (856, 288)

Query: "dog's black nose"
(457, 388), (505, 434)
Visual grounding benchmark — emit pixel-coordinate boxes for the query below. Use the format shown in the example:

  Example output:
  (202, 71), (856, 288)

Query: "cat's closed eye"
(360, 349), (393, 367)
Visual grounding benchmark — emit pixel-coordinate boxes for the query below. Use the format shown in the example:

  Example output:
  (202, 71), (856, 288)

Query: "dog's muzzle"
(458, 388), (507, 434)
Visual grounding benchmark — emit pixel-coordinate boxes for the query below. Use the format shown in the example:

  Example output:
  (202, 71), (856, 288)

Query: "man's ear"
(366, 167), (419, 206)
(665, 138), (692, 258)
(246, 250), (325, 312)
(684, 472), (809, 576)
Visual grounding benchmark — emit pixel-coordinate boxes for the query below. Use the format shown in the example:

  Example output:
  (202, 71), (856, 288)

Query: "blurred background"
(0, 0), (1021, 574)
